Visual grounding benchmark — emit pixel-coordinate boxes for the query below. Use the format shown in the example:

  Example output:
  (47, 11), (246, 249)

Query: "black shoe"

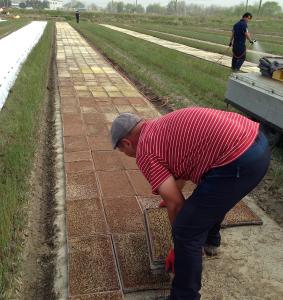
(231, 68), (240, 72)
(204, 244), (220, 256)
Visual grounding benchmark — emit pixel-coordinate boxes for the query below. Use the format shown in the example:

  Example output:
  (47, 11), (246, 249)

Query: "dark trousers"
(171, 131), (270, 300)
(232, 47), (246, 70)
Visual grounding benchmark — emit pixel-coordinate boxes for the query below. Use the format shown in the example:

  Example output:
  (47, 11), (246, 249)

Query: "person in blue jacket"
(75, 10), (80, 23)
(229, 12), (255, 71)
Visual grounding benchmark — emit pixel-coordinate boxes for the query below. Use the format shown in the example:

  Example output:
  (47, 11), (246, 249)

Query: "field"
(0, 21), (53, 298)
(0, 9), (283, 299)
(0, 19), (29, 38)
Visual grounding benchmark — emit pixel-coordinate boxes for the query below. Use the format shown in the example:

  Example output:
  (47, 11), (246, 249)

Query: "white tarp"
(0, 21), (47, 110)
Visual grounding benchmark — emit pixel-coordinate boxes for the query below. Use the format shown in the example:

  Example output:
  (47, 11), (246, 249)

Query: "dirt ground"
(201, 197), (283, 299)
(251, 167), (283, 227)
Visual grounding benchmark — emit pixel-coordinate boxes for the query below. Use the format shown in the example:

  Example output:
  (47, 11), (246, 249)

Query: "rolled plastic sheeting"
(0, 21), (47, 110)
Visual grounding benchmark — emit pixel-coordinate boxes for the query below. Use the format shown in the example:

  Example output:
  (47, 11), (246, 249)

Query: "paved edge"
(53, 45), (69, 300)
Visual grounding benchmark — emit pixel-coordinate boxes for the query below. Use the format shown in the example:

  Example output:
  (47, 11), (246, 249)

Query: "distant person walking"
(229, 12), (255, 71)
(75, 10), (80, 24)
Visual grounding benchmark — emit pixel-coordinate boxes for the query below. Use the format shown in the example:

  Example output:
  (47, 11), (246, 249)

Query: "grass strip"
(111, 24), (261, 63)
(0, 19), (29, 39)
(114, 23), (283, 57)
(71, 21), (231, 109)
(0, 22), (53, 298)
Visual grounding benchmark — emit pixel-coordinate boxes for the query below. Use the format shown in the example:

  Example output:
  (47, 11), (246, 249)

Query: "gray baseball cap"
(110, 113), (142, 149)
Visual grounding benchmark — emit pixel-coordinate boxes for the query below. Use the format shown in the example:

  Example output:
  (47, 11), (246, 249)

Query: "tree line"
(63, 1), (282, 17)
(1, 0), (282, 17)
(103, 1), (282, 16)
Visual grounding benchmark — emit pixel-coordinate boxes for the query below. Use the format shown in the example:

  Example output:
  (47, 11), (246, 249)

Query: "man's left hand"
(165, 248), (175, 273)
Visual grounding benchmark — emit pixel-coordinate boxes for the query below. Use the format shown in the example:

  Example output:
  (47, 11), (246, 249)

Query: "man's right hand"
(229, 42), (232, 47)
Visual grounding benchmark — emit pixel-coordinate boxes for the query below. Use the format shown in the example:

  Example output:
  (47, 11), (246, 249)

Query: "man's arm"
(158, 176), (185, 224)
(245, 31), (253, 43)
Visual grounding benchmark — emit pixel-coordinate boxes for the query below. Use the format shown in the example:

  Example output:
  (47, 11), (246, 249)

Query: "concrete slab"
(118, 152), (139, 170)
(144, 208), (172, 270)
(69, 291), (124, 299)
(64, 151), (92, 163)
(63, 123), (86, 137)
(66, 171), (99, 200)
(222, 200), (262, 228)
(103, 196), (144, 234)
(137, 196), (162, 210)
(92, 151), (123, 171)
(69, 235), (120, 296)
(113, 233), (170, 292)
(64, 136), (89, 152)
(97, 171), (135, 198)
(87, 135), (112, 151)
(82, 113), (106, 125)
(127, 170), (153, 196)
(85, 124), (109, 136)
(65, 160), (94, 173)
(67, 198), (107, 237)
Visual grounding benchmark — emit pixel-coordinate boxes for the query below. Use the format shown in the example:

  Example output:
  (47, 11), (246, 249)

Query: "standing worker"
(75, 10), (80, 23)
(110, 108), (270, 300)
(229, 12), (255, 71)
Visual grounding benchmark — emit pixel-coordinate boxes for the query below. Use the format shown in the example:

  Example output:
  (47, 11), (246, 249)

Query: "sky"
(71, 0), (283, 9)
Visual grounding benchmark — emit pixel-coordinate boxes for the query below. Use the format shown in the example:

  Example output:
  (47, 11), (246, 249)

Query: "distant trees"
(260, 1), (282, 16)
(166, 1), (176, 15)
(63, 1), (85, 10)
(146, 4), (166, 15)
(0, 0), (11, 7)
(106, 1), (144, 14)
(103, 1), (282, 16)
(88, 3), (98, 11)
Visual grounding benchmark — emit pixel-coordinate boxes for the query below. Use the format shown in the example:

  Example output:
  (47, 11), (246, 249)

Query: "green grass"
(109, 24), (261, 63)
(112, 23), (283, 57)
(71, 21), (231, 109)
(0, 21), (53, 298)
(0, 19), (29, 39)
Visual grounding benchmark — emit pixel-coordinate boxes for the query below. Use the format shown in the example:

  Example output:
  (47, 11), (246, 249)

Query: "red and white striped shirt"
(136, 108), (259, 194)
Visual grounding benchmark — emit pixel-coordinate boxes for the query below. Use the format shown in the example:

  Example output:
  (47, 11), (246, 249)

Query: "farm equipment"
(225, 56), (283, 146)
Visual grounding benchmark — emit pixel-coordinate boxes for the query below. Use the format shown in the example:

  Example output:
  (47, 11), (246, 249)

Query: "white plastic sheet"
(0, 21), (47, 110)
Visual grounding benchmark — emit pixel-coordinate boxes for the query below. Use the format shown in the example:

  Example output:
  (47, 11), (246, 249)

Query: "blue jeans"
(170, 131), (270, 300)
(232, 47), (246, 70)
